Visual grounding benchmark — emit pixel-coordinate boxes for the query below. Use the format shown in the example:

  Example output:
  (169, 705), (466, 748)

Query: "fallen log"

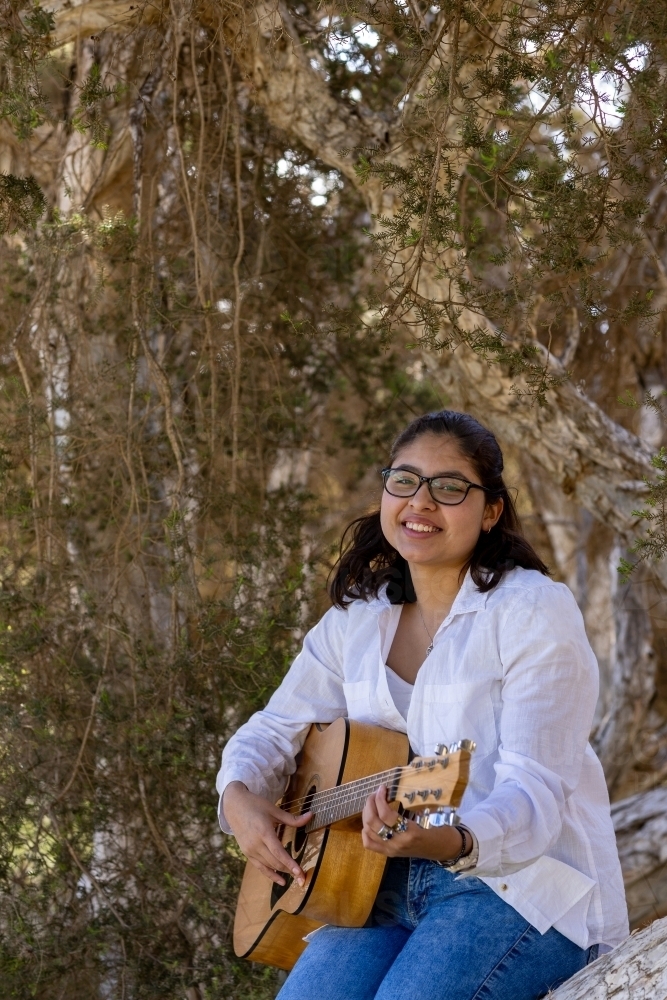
(550, 915), (667, 999)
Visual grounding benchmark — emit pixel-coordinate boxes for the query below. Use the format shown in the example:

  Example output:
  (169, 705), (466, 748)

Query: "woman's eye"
(393, 475), (417, 485)
(434, 481), (465, 493)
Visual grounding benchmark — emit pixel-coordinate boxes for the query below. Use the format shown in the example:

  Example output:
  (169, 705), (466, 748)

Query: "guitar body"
(233, 718), (409, 970)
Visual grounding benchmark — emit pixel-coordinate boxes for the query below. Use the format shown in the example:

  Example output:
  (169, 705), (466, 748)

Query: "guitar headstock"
(391, 740), (475, 813)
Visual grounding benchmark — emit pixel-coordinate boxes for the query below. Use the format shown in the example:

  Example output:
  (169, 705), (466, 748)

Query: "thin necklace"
(417, 604), (434, 656)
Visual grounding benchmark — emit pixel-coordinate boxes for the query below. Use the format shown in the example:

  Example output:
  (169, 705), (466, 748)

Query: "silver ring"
(377, 823), (394, 841)
(393, 815), (409, 834)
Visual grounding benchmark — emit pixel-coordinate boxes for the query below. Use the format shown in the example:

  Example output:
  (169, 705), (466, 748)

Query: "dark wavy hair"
(329, 410), (549, 608)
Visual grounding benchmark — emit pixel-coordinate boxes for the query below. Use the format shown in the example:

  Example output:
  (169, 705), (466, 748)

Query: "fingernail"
(297, 877), (305, 887)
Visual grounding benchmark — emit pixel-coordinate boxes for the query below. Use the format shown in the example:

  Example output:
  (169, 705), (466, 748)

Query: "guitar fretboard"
(301, 768), (402, 832)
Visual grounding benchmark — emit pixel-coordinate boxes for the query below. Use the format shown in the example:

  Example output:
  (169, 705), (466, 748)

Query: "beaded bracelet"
(437, 825), (468, 869)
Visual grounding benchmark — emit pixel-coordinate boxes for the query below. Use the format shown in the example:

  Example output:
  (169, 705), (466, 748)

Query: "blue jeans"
(277, 858), (597, 1000)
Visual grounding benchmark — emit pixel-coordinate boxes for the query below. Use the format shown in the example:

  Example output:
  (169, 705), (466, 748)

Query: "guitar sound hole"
(270, 783), (317, 909)
(294, 784), (316, 854)
(270, 863), (294, 908)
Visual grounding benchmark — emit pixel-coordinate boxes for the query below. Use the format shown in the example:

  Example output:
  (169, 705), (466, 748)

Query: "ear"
(482, 496), (504, 532)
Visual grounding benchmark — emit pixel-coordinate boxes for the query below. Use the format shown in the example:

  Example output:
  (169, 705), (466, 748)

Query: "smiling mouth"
(403, 521), (441, 534)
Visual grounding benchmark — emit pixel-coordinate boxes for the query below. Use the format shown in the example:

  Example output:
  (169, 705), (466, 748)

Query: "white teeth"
(405, 521), (439, 533)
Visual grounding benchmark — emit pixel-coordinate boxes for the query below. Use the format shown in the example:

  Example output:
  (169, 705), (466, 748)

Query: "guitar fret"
(289, 767), (400, 815)
(301, 763), (419, 833)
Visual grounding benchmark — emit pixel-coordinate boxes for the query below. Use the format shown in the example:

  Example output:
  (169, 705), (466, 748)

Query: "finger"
(374, 786), (400, 825)
(362, 813), (390, 847)
(267, 839), (306, 885)
(362, 828), (389, 854)
(250, 857), (288, 886)
(362, 792), (381, 828)
(253, 845), (305, 886)
(273, 806), (312, 828)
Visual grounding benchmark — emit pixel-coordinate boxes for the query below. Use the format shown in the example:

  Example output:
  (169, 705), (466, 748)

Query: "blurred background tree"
(1, 1), (667, 997)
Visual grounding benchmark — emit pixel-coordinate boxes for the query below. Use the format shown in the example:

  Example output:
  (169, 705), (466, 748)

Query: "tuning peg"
(434, 743), (448, 755)
(450, 739), (476, 753)
(413, 806), (460, 829)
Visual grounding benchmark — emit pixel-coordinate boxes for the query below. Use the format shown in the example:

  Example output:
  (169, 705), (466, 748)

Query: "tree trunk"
(613, 787), (667, 928)
(550, 915), (667, 999)
(515, 459), (656, 788)
(214, 5), (663, 569)
(46, 0), (667, 572)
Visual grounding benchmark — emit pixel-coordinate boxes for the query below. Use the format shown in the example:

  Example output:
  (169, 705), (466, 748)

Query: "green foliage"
(327, 0), (667, 404)
(0, 173), (45, 233)
(618, 391), (667, 578)
(72, 63), (123, 149)
(2, 0), (667, 994)
(0, 1), (54, 138)
(0, 25), (443, 995)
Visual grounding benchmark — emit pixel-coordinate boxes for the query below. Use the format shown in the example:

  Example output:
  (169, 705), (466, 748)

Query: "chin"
(399, 546), (444, 564)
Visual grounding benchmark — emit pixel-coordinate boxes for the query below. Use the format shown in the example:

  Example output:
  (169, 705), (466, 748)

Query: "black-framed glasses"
(381, 467), (492, 506)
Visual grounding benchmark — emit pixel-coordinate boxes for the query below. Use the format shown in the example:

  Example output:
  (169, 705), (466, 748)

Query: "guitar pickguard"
(270, 837), (306, 907)
(271, 781), (321, 909)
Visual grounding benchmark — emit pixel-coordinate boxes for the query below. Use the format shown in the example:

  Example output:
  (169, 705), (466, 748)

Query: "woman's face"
(379, 433), (504, 572)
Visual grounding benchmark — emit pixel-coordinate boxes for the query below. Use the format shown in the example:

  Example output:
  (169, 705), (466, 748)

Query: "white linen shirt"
(216, 567), (628, 951)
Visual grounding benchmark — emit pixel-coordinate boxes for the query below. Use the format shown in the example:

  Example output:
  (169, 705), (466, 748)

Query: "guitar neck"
(304, 767), (402, 832)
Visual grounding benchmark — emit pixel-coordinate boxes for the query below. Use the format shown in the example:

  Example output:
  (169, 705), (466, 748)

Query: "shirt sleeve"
(215, 604), (349, 833)
(459, 582), (599, 877)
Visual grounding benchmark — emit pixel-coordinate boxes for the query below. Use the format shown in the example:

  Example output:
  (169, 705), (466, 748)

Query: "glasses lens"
(384, 470), (420, 496)
(430, 477), (469, 504)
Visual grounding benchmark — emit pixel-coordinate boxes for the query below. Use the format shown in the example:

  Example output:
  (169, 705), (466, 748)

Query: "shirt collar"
(446, 568), (490, 617)
(369, 568), (491, 618)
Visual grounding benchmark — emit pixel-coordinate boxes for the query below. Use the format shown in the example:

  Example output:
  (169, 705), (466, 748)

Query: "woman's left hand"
(361, 784), (464, 862)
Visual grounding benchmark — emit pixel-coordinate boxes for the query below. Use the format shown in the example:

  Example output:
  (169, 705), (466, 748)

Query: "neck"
(303, 767), (403, 832)
(409, 561), (466, 617)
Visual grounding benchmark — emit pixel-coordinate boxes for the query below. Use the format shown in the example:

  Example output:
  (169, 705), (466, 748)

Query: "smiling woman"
(331, 410), (548, 612)
(218, 410), (628, 1000)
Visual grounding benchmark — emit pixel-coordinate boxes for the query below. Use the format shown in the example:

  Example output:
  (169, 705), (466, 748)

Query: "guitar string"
(281, 761), (452, 819)
(281, 760), (452, 815)
(280, 766), (406, 815)
(291, 781), (399, 823)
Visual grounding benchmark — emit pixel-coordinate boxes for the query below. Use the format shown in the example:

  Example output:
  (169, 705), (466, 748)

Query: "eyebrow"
(393, 464), (472, 480)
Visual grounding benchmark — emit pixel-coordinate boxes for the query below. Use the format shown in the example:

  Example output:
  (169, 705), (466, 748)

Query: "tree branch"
(218, 1), (389, 189)
(46, 1), (667, 584)
(217, 4), (664, 582)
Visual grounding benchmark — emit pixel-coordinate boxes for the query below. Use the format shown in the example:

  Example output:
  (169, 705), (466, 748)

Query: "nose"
(409, 481), (435, 508)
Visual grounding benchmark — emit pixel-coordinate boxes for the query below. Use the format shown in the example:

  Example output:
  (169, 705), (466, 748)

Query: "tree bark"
(46, 3), (662, 567)
(214, 5), (665, 566)
(613, 787), (667, 928)
(550, 915), (667, 999)
(423, 347), (657, 564)
(516, 460), (656, 788)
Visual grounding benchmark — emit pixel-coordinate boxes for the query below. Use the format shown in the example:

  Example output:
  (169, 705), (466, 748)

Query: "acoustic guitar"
(233, 717), (474, 970)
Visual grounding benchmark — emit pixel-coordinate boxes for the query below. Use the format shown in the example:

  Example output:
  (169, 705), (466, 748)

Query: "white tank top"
(384, 664), (414, 721)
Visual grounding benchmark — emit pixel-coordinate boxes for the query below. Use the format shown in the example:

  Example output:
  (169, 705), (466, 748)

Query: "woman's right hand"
(222, 781), (311, 886)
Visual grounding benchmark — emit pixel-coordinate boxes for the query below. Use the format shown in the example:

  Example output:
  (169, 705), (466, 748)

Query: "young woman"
(217, 410), (628, 1000)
